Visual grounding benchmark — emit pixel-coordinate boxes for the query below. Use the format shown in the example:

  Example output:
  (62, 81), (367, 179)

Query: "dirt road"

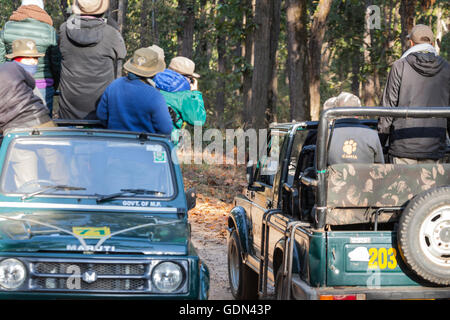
(182, 163), (247, 300)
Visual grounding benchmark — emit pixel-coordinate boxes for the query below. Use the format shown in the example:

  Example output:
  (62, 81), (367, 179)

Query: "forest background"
(1, 0), (449, 130)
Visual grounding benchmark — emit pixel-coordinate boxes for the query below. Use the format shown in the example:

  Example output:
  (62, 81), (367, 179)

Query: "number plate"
(72, 227), (111, 239)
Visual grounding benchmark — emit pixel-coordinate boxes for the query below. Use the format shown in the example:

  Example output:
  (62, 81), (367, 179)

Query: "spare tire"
(398, 186), (450, 286)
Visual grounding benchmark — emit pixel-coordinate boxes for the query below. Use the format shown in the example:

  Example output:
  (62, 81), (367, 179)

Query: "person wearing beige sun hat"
(96, 47), (173, 135)
(0, 0), (61, 116)
(58, 0), (126, 120)
(0, 39), (55, 134)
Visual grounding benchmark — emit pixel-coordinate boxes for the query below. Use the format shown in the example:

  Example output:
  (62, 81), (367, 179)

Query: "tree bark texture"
(286, 0), (309, 122)
(250, 0), (281, 129)
(178, 0), (195, 58)
(400, 0), (417, 53)
(308, 0), (332, 121)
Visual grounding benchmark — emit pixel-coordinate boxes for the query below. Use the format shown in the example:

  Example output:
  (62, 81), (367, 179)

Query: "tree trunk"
(286, 0), (309, 122)
(400, 0), (417, 53)
(215, 0), (227, 128)
(117, 0), (128, 35)
(242, 0), (255, 128)
(177, 0), (195, 58)
(363, 3), (376, 106)
(251, 0), (281, 129)
(140, 0), (150, 47)
(308, 0), (332, 120)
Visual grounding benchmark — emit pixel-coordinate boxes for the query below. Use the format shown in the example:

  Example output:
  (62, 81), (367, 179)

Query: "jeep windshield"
(0, 137), (175, 199)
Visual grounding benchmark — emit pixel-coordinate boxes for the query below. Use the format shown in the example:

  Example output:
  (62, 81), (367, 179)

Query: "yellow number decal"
(368, 248), (378, 269)
(368, 247), (397, 270)
(73, 227), (110, 239)
(387, 248), (397, 269)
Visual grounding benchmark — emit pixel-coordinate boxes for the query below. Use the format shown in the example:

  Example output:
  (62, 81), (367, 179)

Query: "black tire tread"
(398, 186), (450, 286)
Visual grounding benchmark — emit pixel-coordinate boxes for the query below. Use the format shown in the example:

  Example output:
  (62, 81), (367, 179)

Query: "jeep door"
(248, 129), (286, 256)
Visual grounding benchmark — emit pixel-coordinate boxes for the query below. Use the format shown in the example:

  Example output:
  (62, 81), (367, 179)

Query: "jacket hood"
(66, 16), (105, 47)
(406, 52), (446, 77)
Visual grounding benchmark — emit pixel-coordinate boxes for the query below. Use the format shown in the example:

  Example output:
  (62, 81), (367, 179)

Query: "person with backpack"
(154, 56), (206, 143)
(0, 0), (61, 116)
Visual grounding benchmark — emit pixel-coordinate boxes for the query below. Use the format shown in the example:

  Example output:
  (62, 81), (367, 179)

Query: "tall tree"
(140, 0), (150, 47)
(215, 0), (227, 127)
(286, 0), (309, 121)
(308, 0), (333, 120)
(242, 0), (255, 128)
(363, 2), (376, 106)
(400, 0), (417, 52)
(177, 0), (195, 58)
(250, 0), (281, 129)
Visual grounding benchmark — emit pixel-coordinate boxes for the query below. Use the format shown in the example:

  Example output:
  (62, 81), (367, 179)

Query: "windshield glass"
(1, 137), (175, 198)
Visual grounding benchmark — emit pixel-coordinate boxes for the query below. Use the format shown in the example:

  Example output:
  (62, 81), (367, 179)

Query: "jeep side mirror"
(246, 160), (255, 186)
(186, 187), (196, 211)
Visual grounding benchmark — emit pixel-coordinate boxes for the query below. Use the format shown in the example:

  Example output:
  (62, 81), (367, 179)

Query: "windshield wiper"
(96, 188), (166, 203)
(21, 185), (87, 201)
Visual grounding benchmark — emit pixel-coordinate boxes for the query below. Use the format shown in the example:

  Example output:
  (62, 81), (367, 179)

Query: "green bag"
(160, 90), (206, 129)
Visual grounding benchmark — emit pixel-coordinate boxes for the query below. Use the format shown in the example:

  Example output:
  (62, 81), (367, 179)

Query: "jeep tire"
(398, 186), (450, 286)
(227, 230), (258, 299)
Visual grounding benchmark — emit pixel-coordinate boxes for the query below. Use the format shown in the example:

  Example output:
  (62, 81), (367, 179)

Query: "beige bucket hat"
(124, 47), (166, 78)
(72, 0), (110, 15)
(5, 39), (44, 59)
(168, 56), (200, 78)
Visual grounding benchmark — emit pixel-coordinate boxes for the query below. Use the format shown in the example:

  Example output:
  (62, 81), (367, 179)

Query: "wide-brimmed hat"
(72, 0), (109, 15)
(5, 39), (44, 59)
(407, 24), (434, 44)
(123, 47), (166, 78)
(168, 56), (200, 78)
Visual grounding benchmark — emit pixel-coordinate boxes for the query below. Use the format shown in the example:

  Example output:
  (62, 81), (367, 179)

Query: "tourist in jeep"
(96, 47), (173, 135)
(378, 24), (450, 164)
(58, 0), (127, 120)
(328, 92), (385, 165)
(0, 39), (54, 133)
(0, 0), (60, 115)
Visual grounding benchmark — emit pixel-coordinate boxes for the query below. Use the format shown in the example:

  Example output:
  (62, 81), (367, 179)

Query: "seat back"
(327, 163), (450, 208)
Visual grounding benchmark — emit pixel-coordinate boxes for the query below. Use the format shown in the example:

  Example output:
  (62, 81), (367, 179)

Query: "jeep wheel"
(398, 186), (450, 286)
(227, 230), (258, 299)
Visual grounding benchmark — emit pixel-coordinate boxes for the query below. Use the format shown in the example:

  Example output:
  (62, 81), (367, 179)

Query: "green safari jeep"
(0, 123), (209, 299)
(227, 107), (450, 300)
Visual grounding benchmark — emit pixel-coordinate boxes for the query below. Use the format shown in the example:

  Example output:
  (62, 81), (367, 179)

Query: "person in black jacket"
(0, 39), (53, 133)
(58, 0), (127, 120)
(378, 24), (450, 164)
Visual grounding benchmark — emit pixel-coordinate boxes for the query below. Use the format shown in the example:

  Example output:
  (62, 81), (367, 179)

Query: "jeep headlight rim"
(0, 258), (27, 290)
(151, 261), (184, 293)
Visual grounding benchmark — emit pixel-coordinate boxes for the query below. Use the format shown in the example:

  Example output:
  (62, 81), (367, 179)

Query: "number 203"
(368, 247), (397, 270)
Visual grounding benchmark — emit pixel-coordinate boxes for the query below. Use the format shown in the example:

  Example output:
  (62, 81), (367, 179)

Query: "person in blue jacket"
(96, 47), (173, 135)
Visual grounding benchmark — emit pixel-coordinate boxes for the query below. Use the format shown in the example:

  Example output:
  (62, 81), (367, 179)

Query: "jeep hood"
(0, 211), (188, 255)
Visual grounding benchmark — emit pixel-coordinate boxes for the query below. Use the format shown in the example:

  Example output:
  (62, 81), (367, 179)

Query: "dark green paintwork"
(0, 129), (209, 299)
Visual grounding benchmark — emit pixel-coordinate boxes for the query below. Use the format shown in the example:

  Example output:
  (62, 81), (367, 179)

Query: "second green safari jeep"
(227, 107), (450, 300)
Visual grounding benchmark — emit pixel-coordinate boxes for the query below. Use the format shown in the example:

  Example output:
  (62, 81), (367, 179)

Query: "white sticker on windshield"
(146, 144), (163, 152)
(153, 151), (167, 163)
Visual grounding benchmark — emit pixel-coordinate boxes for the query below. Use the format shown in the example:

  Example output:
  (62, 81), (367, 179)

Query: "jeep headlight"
(151, 261), (184, 293)
(0, 259), (26, 289)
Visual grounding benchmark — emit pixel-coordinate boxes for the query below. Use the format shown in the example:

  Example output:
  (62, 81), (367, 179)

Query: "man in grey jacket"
(328, 92), (385, 165)
(378, 24), (450, 164)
